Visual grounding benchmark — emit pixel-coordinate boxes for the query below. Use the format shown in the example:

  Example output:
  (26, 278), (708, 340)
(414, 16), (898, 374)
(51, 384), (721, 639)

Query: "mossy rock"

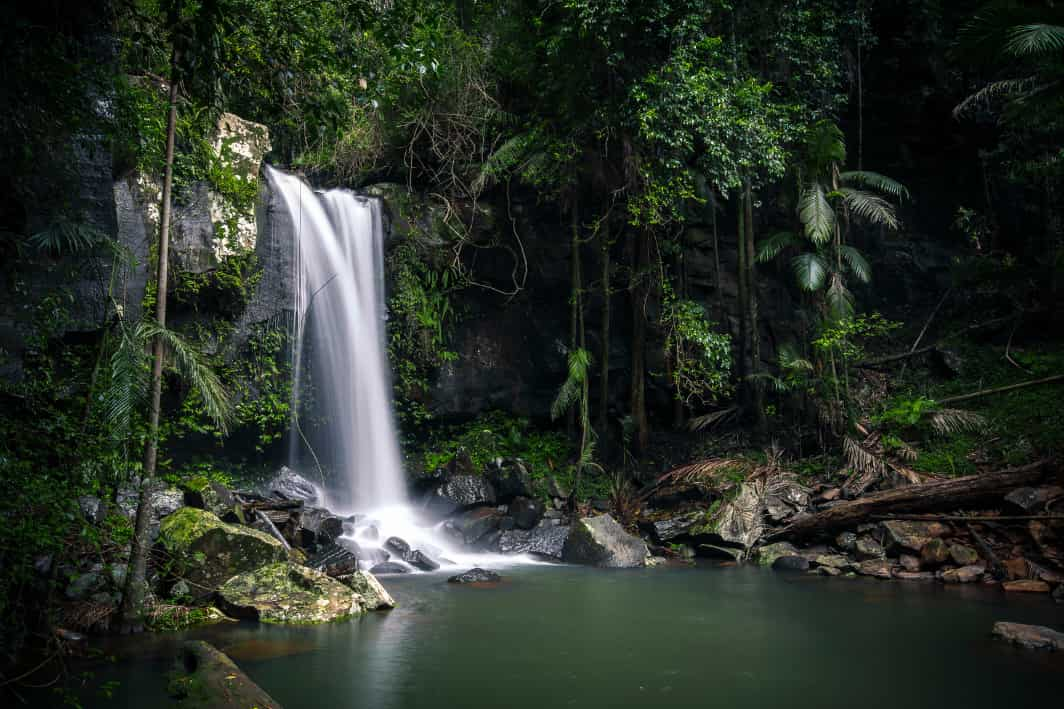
(168, 640), (282, 708)
(338, 570), (396, 610)
(157, 508), (286, 597)
(216, 562), (364, 624)
(755, 542), (799, 567)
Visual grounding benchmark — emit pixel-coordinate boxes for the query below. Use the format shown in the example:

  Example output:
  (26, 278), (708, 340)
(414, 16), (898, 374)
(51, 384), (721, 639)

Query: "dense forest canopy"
(1, 0), (1062, 685)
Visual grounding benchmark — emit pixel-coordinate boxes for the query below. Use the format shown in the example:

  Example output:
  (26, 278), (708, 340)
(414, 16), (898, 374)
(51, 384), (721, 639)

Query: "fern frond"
(843, 436), (886, 476)
(953, 77), (1035, 118)
(1005, 24), (1064, 56)
(102, 320), (150, 441)
(687, 407), (738, 431)
(799, 182), (834, 245)
(142, 323), (232, 434)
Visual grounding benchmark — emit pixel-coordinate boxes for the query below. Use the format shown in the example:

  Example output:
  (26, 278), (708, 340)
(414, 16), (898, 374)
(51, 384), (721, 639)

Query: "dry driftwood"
(765, 461), (1049, 540)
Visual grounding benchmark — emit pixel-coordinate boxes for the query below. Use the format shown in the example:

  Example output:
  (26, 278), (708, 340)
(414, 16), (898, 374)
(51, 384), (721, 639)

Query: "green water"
(75, 564), (1063, 707)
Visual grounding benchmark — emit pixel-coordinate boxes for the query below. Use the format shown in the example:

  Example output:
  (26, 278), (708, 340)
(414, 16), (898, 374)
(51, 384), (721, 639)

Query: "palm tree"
(757, 121), (909, 320)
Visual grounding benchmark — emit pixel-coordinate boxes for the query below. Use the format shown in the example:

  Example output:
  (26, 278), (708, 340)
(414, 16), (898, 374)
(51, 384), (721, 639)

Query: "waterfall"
(268, 166), (404, 513)
(268, 167), (534, 571)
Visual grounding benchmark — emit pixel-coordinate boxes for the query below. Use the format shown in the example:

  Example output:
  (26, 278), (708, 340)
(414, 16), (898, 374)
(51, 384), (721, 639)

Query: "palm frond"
(953, 77), (1036, 118)
(839, 171), (910, 201)
(839, 245), (872, 283)
(839, 188), (900, 231)
(472, 130), (541, 193)
(143, 322), (232, 434)
(791, 252), (828, 291)
(657, 457), (749, 486)
(102, 320), (150, 441)
(1005, 24), (1064, 56)
(843, 436), (886, 476)
(756, 231), (800, 263)
(825, 274), (855, 319)
(687, 407), (738, 431)
(804, 120), (846, 172)
(929, 408), (988, 436)
(29, 217), (105, 256)
(799, 182), (834, 245)
(550, 348), (591, 421)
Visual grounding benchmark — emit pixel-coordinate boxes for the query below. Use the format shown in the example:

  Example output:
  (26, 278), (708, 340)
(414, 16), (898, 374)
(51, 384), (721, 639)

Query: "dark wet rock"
(263, 466), (321, 505)
(78, 496), (104, 524)
(496, 521), (570, 559)
(182, 480), (237, 520)
(370, 562), (410, 575)
(385, 537), (411, 556)
(772, 556), (810, 571)
(857, 559), (893, 579)
(168, 640), (283, 708)
(306, 543), (360, 578)
(880, 520), (950, 554)
(855, 536), (885, 561)
(813, 554), (853, 571)
(834, 532), (857, 553)
(764, 481), (812, 523)
(450, 507), (503, 544)
(941, 565), (985, 584)
(358, 525), (380, 543)
(920, 538), (951, 568)
(337, 570), (396, 610)
(1002, 579), (1051, 593)
(992, 622), (1064, 651)
(949, 543), (980, 567)
(404, 550), (441, 572)
(546, 476), (569, 500)
(894, 571), (936, 581)
(424, 475), (497, 517)
(1053, 585), (1063, 603)
(756, 542), (799, 567)
(217, 562), (362, 624)
(485, 459), (533, 502)
(508, 497), (545, 530)
(157, 508), (286, 597)
(900, 554), (921, 572)
(300, 508), (344, 548)
(1004, 486), (1062, 514)
(65, 566), (107, 600)
(499, 516), (516, 531)
(645, 510), (706, 543)
(817, 566), (842, 576)
(448, 568), (501, 584)
(562, 514), (649, 568)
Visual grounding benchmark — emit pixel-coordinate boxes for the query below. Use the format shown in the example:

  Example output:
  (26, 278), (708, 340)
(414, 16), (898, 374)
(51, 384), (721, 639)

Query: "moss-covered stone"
(157, 508), (286, 597)
(216, 562), (364, 624)
(339, 570), (396, 610)
(755, 542), (799, 567)
(168, 640), (282, 708)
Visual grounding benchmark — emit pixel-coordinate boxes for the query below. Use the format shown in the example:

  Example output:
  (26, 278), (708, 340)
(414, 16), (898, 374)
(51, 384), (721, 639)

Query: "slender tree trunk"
(630, 229), (649, 455)
(742, 181), (766, 435)
(568, 203), (580, 438)
(736, 195), (749, 385)
(117, 61), (179, 633)
(711, 193), (724, 322)
(671, 247), (685, 428)
(598, 221), (611, 446)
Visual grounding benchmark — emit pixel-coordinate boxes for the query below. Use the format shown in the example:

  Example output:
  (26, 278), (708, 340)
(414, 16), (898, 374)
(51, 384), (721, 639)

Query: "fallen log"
(764, 461), (1049, 541)
(936, 374), (1064, 405)
(855, 314), (1018, 369)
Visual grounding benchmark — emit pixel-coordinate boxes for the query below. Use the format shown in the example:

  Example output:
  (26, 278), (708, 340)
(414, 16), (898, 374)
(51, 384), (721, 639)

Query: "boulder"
(263, 466), (321, 505)
(182, 479), (237, 520)
(405, 550), (441, 572)
(949, 543), (980, 567)
(857, 559), (893, 579)
(1053, 585), (1063, 603)
(384, 537), (411, 556)
(992, 622), (1064, 651)
(546, 476), (570, 500)
(834, 532), (857, 553)
(894, 571), (936, 581)
(508, 497), (545, 531)
(450, 508), (503, 544)
(1004, 486), (1063, 514)
(941, 565), (985, 584)
(757, 542), (799, 567)
(116, 485), (185, 541)
(216, 562), (362, 624)
(300, 508), (344, 548)
(423, 475), (497, 517)
(485, 459), (533, 502)
(168, 640), (282, 708)
(448, 568), (502, 584)
(157, 508), (287, 597)
(645, 510), (707, 543)
(814, 554), (853, 571)
(879, 520), (950, 554)
(1002, 580), (1051, 593)
(370, 562), (410, 575)
(338, 571), (396, 610)
(920, 538), (951, 569)
(817, 566), (842, 576)
(855, 536), (885, 561)
(306, 543), (360, 578)
(562, 515), (649, 568)
(496, 522), (570, 559)
(772, 556), (810, 571)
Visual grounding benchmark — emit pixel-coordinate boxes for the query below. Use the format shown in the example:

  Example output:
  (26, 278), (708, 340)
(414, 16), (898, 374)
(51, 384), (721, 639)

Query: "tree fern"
(825, 274), (855, 319)
(839, 245), (872, 283)
(839, 171), (910, 200)
(1005, 23), (1064, 56)
(791, 252), (828, 291)
(840, 188), (900, 230)
(756, 231), (800, 263)
(799, 182), (834, 245)
(550, 348), (591, 421)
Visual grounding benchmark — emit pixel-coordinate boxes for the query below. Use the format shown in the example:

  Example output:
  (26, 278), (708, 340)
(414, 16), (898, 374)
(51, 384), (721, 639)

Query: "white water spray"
(268, 167), (534, 571)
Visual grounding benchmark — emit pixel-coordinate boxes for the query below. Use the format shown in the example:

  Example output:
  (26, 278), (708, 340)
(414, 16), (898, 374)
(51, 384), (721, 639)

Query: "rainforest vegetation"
(1, 0), (1063, 700)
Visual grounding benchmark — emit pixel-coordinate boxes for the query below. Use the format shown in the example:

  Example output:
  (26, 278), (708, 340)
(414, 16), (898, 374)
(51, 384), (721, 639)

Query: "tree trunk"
(743, 181), (766, 436)
(711, 192), (724, 322)
(567, 204), (579, 438)
(598, 221), (611, 446)
(117, 61), (179, 633)
(630, 230), (649, 455)
(765, 461), (1049, 541)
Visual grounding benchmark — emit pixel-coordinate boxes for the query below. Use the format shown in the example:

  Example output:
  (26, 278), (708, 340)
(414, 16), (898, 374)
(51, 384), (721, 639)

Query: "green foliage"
(661, 281), (732, 406)
(875, 396), (938, 428)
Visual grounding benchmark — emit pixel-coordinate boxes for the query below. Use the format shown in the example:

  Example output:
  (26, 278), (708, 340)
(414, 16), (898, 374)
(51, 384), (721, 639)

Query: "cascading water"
(267, 167), (532, 571)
